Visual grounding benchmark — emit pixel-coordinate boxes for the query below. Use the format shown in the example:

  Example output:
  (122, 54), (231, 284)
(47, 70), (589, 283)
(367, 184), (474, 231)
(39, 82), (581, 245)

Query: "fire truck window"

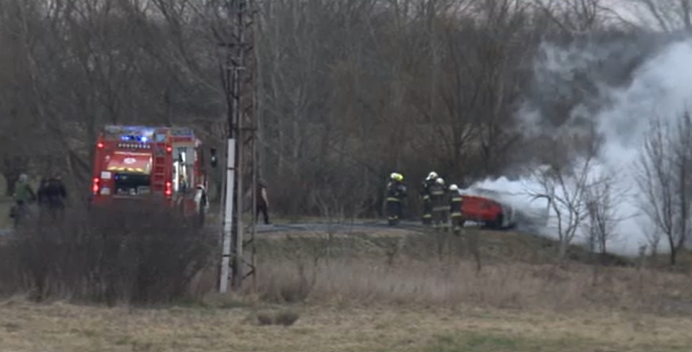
(113, 173), (151, 195)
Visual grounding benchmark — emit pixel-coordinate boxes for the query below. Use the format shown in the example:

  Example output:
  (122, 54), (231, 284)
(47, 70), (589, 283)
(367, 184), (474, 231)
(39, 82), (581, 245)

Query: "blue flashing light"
(119, 135), (150, 143)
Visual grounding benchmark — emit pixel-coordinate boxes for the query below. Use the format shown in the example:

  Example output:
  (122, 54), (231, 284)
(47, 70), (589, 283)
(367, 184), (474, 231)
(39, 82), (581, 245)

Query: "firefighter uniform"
(385, 173), (407, 225)
(449, 184), (463, 235)
(429, 177), (449, 230)
(420, 172), (437, 225)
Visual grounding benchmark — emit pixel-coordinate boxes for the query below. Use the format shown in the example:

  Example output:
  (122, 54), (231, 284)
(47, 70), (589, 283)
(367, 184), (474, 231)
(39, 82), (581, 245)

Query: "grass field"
(3, 218), (692, 351)
(1, 298), (692, 352)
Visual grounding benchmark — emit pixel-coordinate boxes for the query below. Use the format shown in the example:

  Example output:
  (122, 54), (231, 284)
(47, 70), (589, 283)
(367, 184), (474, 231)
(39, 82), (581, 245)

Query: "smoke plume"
(470, 34), (692, 256)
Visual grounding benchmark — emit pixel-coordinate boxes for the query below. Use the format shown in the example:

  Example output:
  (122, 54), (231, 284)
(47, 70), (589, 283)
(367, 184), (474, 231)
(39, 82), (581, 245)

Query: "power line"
(218, 0), (258, 293)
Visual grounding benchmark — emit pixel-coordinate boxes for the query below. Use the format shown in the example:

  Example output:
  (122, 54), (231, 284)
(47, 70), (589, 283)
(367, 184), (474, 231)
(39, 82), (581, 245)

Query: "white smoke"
(468, 37), (692, 257)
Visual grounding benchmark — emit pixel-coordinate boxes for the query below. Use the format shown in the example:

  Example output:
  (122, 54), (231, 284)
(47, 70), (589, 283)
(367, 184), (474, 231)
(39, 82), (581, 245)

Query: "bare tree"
(0, 0), (620, 219)
(534, 0), (605, 36)
(622, 0), (692, 32)
(526, 163), (589, 259)
(636, 112), (692, 266)
(639, 218), (661, 259)
(581, 168), (628, 258)
(525, 130), (601, 259)
(672, 111), (692, 253)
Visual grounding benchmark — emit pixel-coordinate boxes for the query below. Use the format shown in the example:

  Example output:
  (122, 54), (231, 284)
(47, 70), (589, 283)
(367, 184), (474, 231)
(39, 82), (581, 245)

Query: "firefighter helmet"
(449, 184), (458, 191)
(390, 173), (403, 181)
(436, 177), (444, 185)
(427, 171), (438, 180)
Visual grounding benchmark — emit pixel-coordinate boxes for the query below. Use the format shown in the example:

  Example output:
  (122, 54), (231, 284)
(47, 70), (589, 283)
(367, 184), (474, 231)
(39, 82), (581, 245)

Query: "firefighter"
(38, 172), (67, 223)
(420, 171), (437, 225)
(429, 177), (449, 231)
(385, 172), (407, 225)
(449, 184), (464, 235)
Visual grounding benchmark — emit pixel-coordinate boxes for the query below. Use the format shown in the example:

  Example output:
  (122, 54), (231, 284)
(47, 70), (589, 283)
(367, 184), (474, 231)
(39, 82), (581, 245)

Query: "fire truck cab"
(90, 125), (215, 222)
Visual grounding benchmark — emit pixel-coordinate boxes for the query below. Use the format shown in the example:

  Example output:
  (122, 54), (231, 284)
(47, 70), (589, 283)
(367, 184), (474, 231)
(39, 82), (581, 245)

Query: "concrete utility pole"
(218, 0), (259, 293)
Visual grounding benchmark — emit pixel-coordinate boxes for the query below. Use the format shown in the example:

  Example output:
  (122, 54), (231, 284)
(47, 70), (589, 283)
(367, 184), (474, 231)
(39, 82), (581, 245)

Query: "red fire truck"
(90, 125), (216, 221)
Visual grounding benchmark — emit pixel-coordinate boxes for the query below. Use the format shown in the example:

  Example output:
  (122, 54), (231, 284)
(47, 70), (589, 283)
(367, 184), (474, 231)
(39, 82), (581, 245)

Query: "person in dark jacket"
(385, 173), (407, 225)
(256, 179), (270, 225)
(37, 177), (49, 207)
(37, 172), (67, 222)
(448, 184), (464, 235)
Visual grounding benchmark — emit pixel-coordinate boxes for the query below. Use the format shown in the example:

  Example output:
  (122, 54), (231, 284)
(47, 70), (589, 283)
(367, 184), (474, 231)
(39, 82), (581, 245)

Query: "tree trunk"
(669, 235), (677, 265)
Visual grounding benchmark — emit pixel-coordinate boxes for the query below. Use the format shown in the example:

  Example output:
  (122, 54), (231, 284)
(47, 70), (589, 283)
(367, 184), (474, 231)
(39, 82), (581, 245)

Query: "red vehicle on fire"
(458, 188), (517, 230)
(90, 125), (216, 222)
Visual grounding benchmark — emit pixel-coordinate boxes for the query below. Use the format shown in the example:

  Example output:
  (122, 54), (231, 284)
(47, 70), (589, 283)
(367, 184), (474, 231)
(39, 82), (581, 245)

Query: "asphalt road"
(0, 219), (547, 237)
(0, 219), (441, 237)
(249, 220), (428, 233)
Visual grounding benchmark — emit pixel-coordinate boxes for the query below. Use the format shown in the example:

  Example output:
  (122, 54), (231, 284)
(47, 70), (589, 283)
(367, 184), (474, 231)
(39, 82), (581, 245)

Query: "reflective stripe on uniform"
(451, 197), (462, 201)
(386, 197), (401, 202)
(451, 212), (462, 217)
(423, 195), (430, 200)
(422, 214), (432, 218)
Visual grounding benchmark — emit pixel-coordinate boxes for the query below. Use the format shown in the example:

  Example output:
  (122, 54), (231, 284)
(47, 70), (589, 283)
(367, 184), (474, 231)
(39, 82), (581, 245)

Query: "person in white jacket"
(194, 184), (209, 213)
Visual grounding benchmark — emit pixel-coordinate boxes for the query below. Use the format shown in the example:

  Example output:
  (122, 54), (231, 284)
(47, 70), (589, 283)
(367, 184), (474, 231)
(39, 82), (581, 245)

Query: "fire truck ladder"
(152, 144), (169, 194)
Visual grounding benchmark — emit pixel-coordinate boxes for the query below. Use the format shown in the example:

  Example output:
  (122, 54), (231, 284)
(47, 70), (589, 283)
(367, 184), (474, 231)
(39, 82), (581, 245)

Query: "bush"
(0, 201), (216, 305)
(251, 309), (301, 327)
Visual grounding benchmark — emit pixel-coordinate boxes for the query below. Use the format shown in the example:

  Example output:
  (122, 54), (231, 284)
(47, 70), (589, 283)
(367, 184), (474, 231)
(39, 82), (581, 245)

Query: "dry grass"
(257, 256), (692, 314)
(0, 298), (691, 352)
(3, 226), (692, 351)
(252, 231), (692, 315)
(258, 227), (634, 266)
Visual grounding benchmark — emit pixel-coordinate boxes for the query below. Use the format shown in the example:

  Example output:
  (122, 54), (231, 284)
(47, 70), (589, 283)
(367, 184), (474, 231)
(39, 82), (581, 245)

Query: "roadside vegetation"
(3, 224), (692, 351)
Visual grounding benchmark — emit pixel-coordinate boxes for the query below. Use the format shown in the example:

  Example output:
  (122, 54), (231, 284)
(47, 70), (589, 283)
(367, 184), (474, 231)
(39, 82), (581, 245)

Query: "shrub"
(0, 201), (216, 305)
(250, 309), (301, 326)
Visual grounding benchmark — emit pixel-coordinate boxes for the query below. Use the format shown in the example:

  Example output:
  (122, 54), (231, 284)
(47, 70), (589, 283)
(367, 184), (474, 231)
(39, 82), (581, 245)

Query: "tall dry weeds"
(252, 233), (692, 315)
